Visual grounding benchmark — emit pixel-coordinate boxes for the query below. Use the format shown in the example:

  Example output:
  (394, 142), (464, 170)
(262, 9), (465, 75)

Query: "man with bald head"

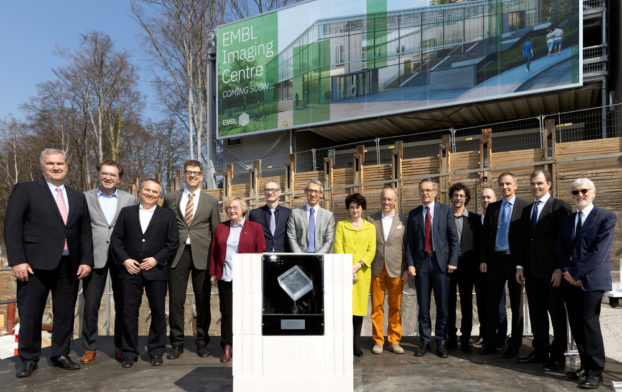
(367, 187), (407, 355)
(249, 180), (292, 252)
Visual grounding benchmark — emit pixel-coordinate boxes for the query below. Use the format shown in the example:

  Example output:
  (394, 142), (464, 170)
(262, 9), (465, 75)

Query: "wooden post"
(544, 118), (557, 197)
(479, 128), (492, 185)
(249, 160), (260, 209)
(285, 154), (296, 209)
(323, 149), (335, 211)
(352, 144), (365, 194)
(392, 140), (403, 213)
(438, 135), (450, 204)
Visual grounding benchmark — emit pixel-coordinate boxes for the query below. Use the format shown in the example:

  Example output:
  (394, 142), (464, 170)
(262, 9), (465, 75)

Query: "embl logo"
(239, 112), (249, 127)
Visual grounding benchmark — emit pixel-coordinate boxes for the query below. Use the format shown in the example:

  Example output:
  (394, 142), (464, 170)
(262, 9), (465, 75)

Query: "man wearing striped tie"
(163, 160), (220, 359)
(4, 148), (94, 377)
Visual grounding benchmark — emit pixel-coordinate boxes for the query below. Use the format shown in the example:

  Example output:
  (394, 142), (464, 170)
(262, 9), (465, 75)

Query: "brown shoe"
(115, 347), (124, 361)
(80, 350), (96, 364)
(220, 345), (232, 363)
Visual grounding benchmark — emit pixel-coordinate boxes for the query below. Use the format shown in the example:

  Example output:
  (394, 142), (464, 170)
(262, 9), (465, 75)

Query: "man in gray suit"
(163, 160), (219, 359)
(286, 179), (335, 253)
(81, 160), (136, 364)
(367, 187), (407, 355)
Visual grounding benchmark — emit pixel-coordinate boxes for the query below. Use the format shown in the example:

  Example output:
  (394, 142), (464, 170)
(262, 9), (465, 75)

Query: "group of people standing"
(5, 148), (616, 390)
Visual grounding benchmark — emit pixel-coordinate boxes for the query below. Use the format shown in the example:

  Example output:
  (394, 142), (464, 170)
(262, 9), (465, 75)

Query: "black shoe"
(150, 355), (163, 366)
(446, 336), (458, 349)
(460, 343), (472, 353)
(517, 350), (548, 364)
(480, 345), (496, 355)
(414, 343), (430, 357)
(437, 343), (449, 358)
(167, 345), (183, 359)
(16, 360), (37, 378)
(502, 347), (518, 359)
(354, 349), (363, 357)
(196, 345), (210, 358)
(121, 357), (137, 368)
(543, 359), (564, 372)
(566, 368), (586, 380)
(51, 355), (80, 370)
(579, 376), (602, 389)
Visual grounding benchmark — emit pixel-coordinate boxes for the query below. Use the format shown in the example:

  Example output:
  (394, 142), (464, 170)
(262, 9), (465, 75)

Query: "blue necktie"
(530, 200), (539, 232)
(308, 207), (316, 253)
(495, 202), (511, 250)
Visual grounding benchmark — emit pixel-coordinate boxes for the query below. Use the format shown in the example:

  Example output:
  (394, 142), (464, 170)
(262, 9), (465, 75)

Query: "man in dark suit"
(111, 179), (178, 368)
(249, 180), (292, 252)
(473, 188), (508, 349)
(446, 183), (481, 353)
(81, 160), (136, 364)
(557, 178), (616, 389)
(405, 178), (459, 358)
(4, 148), (93, 377)
(162, 160), (219, 359)
(480, 172), (530, 358)
(516, 169), (570, 371)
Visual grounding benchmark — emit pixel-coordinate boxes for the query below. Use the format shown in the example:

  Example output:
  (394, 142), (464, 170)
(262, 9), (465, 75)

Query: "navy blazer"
(556, 205), (616, 291)
(110, 204), (179, 281)
(4, 179), (93, 270)
(481, 197), (530, 268)
(249, 204), (292, 252)
(405, 202), (459, 273)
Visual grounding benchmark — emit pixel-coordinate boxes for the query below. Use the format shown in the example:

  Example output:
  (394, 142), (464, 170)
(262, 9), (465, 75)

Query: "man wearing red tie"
(4, 148), (94, 378)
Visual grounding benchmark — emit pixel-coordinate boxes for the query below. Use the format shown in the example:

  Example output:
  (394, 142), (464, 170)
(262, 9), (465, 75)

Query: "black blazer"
(110, 204), (179, 281)
(405, 203), (459, 273)
(249, 204), (292, 252)
(481, 197), (530, 268)
(4, 179), (93, 270)
(520, 197), (571, 279)
(458, 211), (481, 270)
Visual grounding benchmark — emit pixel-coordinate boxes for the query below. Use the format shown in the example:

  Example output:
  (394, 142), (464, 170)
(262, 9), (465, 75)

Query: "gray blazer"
(367, 211), (407, 278)
(84, 188), (137, 269)
(162, 190), (220, 270)
(286, 205), (335, 254)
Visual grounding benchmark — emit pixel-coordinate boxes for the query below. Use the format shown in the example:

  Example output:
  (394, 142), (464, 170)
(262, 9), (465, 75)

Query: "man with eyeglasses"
(249, 180), (292, 252)
(81, 160), (136, 364)
(162, 160), (220, 359)
(556, 178), (616, 389)
(287, 179), (335, 253)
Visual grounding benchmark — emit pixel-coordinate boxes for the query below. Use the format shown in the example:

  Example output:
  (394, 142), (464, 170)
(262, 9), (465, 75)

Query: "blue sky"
(0, 1), (160, 121)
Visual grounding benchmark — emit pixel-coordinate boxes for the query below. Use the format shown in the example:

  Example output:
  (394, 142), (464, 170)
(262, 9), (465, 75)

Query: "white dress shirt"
(381, 211), (395, 242)
(222, 218), (245, 282)
(139, 204), (156, 234)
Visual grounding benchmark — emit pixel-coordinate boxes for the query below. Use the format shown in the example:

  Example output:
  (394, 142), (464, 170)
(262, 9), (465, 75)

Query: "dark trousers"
(168, 246), (211, 347)
(525, 271), (567, 360)
(353, 316), (363, 354)
(414, 253), (450, 345)
(81, 263), (123, 350)
(217, 280), (233, 347)
(448, 256), (477, 344)
(563, 287), (606, 377)
(484, 253), (523, 350)
(475, 269), (508, 345)
(120, 276), (167, 359)
(17, 257), (78, 361)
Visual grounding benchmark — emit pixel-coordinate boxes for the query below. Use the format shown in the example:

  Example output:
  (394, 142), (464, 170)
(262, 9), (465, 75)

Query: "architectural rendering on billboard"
(217, 0), (582, 138)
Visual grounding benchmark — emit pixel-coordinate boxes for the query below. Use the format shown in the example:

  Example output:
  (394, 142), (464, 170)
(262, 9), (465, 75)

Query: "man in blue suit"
(405, 178), (459, 358)
(557, 178), (616, 389)
(249, 180), (291, 252)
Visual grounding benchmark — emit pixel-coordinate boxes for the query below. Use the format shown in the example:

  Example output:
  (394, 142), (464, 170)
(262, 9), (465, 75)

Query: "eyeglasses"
(571, 189), (590, 196)
(264, 188), (280, 193)
(185, 170), (202, 176)
(305, 189), (322, 195)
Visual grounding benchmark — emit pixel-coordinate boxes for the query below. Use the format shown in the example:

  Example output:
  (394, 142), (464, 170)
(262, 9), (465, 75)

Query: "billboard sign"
(217, 0), (582, 138)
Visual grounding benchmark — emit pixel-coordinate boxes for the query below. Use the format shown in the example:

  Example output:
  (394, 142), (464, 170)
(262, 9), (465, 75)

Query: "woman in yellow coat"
(334, 193), (376, 357)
